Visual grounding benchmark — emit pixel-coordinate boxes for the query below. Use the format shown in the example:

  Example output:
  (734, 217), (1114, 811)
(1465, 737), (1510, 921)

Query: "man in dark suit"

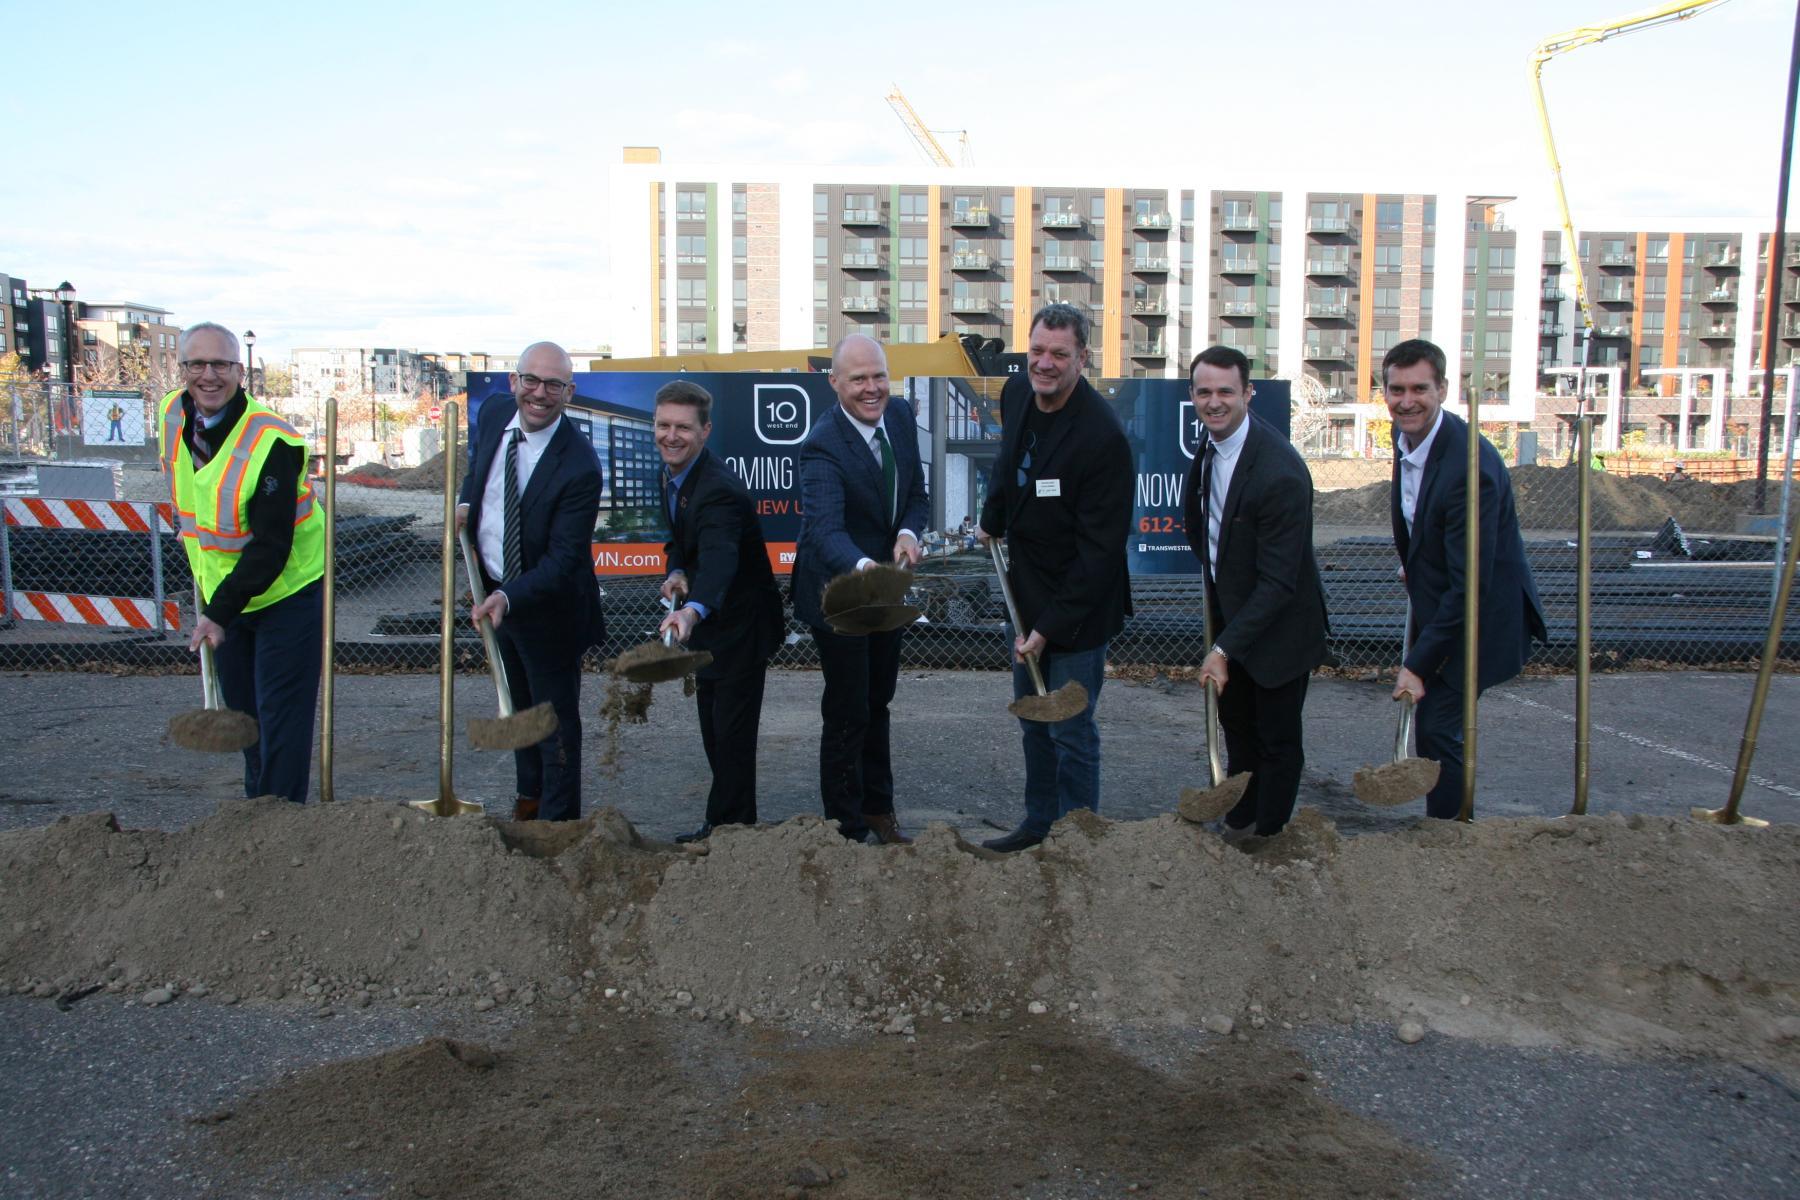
(1384, 338), (1546, 819)
(977, 303), (1134, 853)
(791, 333), (929, 845)
(1182, 345), (1329, 839)
(653, 380), (785, 843)
(456, 341), (605, 822)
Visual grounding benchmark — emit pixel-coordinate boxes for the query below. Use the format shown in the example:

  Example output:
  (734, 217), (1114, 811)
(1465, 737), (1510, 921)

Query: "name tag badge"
(1035, 478), (1062, 498)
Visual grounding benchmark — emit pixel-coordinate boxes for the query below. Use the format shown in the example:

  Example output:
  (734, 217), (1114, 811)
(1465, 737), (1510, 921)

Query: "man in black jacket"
(1182, 345), (1329, 839)
(977, 304), (1134, 852)
(654, 381), (786, 842)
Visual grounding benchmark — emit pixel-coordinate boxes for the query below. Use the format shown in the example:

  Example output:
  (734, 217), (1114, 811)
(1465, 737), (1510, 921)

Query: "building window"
(899, 237), (929, 267)
(814, 279), (828, 305)
(733, 236), (747, 264)
(896, 324), (927, 343)
(1376, 200), (1403, 233)
(676, 235), (707, 264)
(1374, 287), (1400, 316)
(1488, 246), (1515, 275)
(1090, 195), (1108, 223)
(1647, 237), (1668, 262)
(814, 322), (829, 347)
(898, 280), (927, 310)
(1486, 289), (1513, 317)
(814, 236), (828, 266)
(676, 278), (708, 306)
(1484, 330), (1511, 354)
(676, 321), (708, 350)
(676, 190), (707, 219)
(998, 194), (1015, 219)
(1045, 194), (1076, 215)
(814, 192), (828, 221)
(1375, 245), (1404, 274)
(899, 193), (929, 222)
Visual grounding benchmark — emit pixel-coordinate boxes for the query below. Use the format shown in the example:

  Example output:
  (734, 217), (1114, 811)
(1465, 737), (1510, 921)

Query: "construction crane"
(886, 86), (974, 168)
(1530, 1), (1731, 366)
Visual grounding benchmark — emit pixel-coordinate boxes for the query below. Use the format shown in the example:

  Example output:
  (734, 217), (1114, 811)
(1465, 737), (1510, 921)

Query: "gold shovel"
(1353, 601), (1441, 807)
(168, 586), (259, 753)
(988, 538), (1088, 723)
(1175, 574), (1249, 823)
(458, 527), (559, 751)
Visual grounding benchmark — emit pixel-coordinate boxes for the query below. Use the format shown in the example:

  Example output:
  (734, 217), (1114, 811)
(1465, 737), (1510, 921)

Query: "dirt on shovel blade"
(824, 602), (922, 635)
(821, 563), (914, 618)
(1177, 773), (1253, 823)
(468, 701), (559, 751)
(612, 640), (713, 685)
(1007, 681), (1088, 723)
(167, 708), (259, 753)
(1353, 757), (1441, 806)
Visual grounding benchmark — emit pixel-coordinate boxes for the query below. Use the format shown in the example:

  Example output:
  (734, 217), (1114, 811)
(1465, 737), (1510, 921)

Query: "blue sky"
(4, 0), (1793, 357)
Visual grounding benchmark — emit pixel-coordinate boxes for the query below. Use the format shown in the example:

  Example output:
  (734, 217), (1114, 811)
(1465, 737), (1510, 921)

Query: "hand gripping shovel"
(1175, 573), (1249, 823)
(458, 527), (560, 751)
(612, 588), (713, 684)
(822, 561), (921, 635)
(988, 539), (1087, 723)
(168, 630), (260, 753)
(1352, 600), (1441, 806)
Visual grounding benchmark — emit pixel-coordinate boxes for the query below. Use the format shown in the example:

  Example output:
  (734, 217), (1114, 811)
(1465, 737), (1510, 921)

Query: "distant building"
(74, 302), (181, 394)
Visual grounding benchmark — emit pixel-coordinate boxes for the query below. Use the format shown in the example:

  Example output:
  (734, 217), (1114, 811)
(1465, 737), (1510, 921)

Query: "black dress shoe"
(981, 828), (1045, 853)
(674, 823), (713, 844)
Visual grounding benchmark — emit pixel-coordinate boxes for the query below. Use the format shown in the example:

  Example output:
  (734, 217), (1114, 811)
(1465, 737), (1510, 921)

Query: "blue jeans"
(1010, 639), (1107, 836)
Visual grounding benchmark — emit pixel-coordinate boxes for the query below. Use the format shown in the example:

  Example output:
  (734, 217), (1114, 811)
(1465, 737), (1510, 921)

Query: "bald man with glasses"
(456, 341), (606, 821)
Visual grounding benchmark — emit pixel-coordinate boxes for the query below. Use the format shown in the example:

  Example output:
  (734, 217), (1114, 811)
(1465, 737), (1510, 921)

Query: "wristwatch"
(1210, 644), (1228, 661)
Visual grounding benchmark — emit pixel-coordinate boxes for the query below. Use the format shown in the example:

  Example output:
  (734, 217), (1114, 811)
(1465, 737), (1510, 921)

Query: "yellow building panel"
(1103, 187), (1124, 377)
(1014, 186), (1033, 352)
(1358, 193), (1378, 402)
(928, 184), (942, 340)
(1664, 233), (1685, 395)
(649, 182), (662, 355)
(1631, 231), (1649, 383)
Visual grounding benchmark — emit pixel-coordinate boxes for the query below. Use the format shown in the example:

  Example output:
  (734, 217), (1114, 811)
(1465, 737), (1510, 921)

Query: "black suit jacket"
(664, 448), (784, 680)
(1392, 409), (1546, 690)
(790, 398), (930, 629)
(459, 397), (605, 648)
(978, 374), (1133, 652)
(1183, 413), (1328, 689)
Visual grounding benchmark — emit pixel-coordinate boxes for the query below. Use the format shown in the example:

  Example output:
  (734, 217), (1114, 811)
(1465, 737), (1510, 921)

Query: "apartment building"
(289, 346), (446, 417)
(74, 302), (181, 393)
(608, 151), (1800, 458)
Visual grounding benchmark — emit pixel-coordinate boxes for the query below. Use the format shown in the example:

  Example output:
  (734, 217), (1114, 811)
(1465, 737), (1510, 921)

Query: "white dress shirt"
(1396, 408), (1445, 537)
(1204, 415), (1251, 580)
(839, 406), (916, 569)
(476, 413), (562, 583)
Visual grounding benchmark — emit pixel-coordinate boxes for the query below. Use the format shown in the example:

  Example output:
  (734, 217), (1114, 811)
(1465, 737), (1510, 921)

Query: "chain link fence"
(2, 380), (1797, 675)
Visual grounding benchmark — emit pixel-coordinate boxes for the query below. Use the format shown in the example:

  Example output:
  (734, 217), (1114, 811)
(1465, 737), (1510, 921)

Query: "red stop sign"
(428, 404), (442, 422)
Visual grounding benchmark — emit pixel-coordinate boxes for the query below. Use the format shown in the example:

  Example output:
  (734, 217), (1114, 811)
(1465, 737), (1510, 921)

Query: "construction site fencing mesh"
(4, 426), (1798, 677)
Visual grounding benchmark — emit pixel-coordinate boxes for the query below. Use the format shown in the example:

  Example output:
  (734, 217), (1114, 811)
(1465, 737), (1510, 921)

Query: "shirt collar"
(842, 405), (884, 444)
(505, 412), (561, 448)
(1208, 413), (1251, 460)
(666, 449), (702, 490)
(1398, 408), (1444, 467)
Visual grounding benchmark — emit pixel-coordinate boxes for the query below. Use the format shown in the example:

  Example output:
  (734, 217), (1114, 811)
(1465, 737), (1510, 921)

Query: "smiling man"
(653, 380), (784, 843)
(160, 322), (324, 805)
(456, 341), (605, 822)
(790, 333), (929, 845)
(1180, 345), (1328, 843)
(976, 303), (1133, 852)
(1383, 339), (1545, 819)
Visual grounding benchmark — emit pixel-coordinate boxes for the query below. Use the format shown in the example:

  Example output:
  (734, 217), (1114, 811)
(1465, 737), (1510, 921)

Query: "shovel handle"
(457, 527), (516, 718)
(987, 537), (1051, 696)
(1203, 676), (1227, 789)
(1393, 596), (1414, 765)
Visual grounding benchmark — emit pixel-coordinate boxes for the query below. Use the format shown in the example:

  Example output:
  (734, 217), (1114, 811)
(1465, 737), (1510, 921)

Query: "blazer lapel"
(673, 448), (708, 535)
(1404, 413), (1456, 568)
(518, 419), (571, 520)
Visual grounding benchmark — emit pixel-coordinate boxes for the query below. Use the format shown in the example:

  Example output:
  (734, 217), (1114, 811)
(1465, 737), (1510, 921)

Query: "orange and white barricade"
(0, 497), (181, 633)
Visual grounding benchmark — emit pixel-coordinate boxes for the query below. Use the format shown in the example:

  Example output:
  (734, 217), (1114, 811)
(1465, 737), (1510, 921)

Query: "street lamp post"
(52, 282), (76, 389)
(243, 329), (256, 398)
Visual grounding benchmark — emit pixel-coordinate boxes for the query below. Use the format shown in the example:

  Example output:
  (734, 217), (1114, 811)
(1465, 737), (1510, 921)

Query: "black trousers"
(214, 580), (322, 805)
(812, 623), (904, 840)
(1215, 661), (1309, 836)
(1413, 675), (1469, 820)
(493, 618), (586, 821)
(696, 664), (767, 828)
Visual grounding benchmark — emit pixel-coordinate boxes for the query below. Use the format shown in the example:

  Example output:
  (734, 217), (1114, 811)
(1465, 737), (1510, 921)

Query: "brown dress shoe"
(867, 812), (912, 845)
(513, 796), (540, 822)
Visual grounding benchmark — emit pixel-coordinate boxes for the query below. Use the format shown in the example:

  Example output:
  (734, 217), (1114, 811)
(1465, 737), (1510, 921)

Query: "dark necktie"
(666, 476), (680, 525)
(874, 426), (897, 523)
(503, 428), (524, 580)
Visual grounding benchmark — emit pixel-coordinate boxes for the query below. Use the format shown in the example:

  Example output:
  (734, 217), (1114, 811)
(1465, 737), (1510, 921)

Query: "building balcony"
(840, 296), (882, 312)
(1305, 259), (1353, 276)
(1041, 211), (1084, 229)
(1043, 255), (1085, 272)
(1782, 320), (1800, 338)
(1542, 287), (1566, 302)
(1303, 344), (1348, 360)
(1706, 251), (1740, 269)
(841, 208), (881, 225)
(1306, 301), (1350, 318)
(1701, 324), (1735, 339)
(1600, 252), (1635, 268)
(1221, 345), (1257, 361)
(1134, 211), (1173, 229)
(1542, 250), (1564, 266)
(949, 296), (995, 314)
(952, 252), (992, 271)
(1132, 299), (1169, 315)
(1130, 341), (1167, 358)
(1307, 216), (1352, 234)
(1540, 324), (1567, 337)
(949, 207), (992, 228)
(841, 253), (886, 269)
(1597, 291), (1633, 305)
(1219, 258), (1259, 275)
(1220, 214), (1258, 231)
(1131, 257), (1170, 273)
(1786, 250), (1800, 267)
(1595, 325), (1631, 338)
(1703, 288), (1736, 304)
(1220, 300), (1258, 317)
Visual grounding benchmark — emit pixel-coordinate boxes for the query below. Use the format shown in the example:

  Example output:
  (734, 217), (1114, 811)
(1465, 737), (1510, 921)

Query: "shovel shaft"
(988, 538), (1051, 695)
(457, 526), (516, 718)
(1394, 694), (1415, 764)
(1203, 678), (1227, 788)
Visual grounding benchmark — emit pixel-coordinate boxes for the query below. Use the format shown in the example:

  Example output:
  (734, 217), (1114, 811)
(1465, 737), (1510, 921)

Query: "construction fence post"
(148, 501), (166, 638)
(0, 499), (13, 631)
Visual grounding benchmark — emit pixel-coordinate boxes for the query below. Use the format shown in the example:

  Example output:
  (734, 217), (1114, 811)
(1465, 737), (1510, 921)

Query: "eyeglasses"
(181, 359), (241, 375)
(517, 374), (572, 397)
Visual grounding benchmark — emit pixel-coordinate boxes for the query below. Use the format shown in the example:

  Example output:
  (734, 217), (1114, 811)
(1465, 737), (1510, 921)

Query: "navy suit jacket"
(1182, 412), (1328, 689)
(1392, 409), (1546, 691)
(790, 398), (929, 629)
(459, 397), (605, 649)
(664, 447), (784, 679)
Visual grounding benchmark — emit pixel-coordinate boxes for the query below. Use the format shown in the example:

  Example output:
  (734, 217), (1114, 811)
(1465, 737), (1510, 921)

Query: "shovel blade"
(168, 708), (260, 753)
(612, 640), (714, 684)
(468, 701), (559, 751)
(1352, 756), (1441, 807)
(1176, 773), (1252, 823)
(1007, 680), (1089, 724)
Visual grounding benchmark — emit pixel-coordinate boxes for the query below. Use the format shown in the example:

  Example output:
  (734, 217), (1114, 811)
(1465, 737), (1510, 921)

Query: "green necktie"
(874, 426), (897, 524)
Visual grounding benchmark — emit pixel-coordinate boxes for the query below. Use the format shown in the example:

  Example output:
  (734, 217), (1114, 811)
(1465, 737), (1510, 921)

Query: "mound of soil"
(392, 450), (454, 492)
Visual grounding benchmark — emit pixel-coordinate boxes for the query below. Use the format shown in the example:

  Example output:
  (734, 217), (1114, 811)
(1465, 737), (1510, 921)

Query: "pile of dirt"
(1314, 463), (1762, 533)
(392, 450), (454, 492)
(3, 801), (1796, 1069)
